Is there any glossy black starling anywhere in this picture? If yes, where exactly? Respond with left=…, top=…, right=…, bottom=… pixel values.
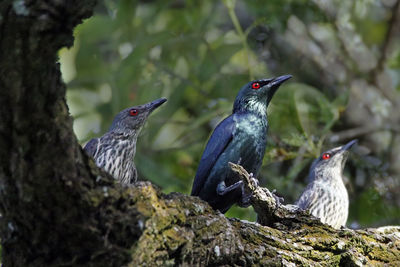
left=191, top=75, right=292, bottom=213
left=84, top=98, right=167, bottom=184
left=296, top=140, right=357, bottom=229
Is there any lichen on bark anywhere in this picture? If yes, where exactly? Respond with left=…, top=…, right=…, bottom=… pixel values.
left=128, top=182, right=400, bottom=266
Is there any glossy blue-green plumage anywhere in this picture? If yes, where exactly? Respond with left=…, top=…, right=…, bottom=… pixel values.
left=191, top=75, right=291, bottom=213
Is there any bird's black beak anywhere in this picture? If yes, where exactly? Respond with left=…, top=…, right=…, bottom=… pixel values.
left=341, top=139, right=358, bottom=151
left=270, top=74, right=292, bottom=88
left=149, top=97, right=167, bottom=112
left=266, top=75, right=292, bottom=104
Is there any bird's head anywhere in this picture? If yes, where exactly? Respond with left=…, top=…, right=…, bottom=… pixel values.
left=233, top=75, right=292, bottom=115
left=109, top=98, right=167, bottom=135
left=309, top=140, right=358, bottom=182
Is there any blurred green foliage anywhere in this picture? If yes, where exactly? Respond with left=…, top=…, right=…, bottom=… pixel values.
left=62, top=0, right=400, bottom=226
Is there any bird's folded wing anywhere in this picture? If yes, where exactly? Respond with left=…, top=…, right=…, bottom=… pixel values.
left=191, top=115, right=235, bottom=196
left=84, top=138, right=99, bottom=158
left=295, top=182, right=324, bottom=211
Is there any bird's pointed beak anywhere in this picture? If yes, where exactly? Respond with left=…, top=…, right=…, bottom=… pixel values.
left=341, top=139, right=358, bottom=151
left=270, top=74, right=292, bottom=88
left=148, top=97, right=167, bottom=112
left=265, top=74, right=292, bottom=104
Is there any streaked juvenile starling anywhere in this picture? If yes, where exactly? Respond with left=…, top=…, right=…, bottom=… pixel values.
left=296, top=140, right=357, bottom=229
left=84, top=98, right=167, bottom=184
left=191, top=75, right=292, bottom=213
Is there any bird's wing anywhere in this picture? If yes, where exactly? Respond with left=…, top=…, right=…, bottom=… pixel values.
left=84, top=138, right=99, bottom=158
left=191, top=115, right=235, bottom=196
left=295, top=182, right=323, bottom=211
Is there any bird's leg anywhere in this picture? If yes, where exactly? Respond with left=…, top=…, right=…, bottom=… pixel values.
left=216, top=173, right=259, bottom=208
left=216, top=180, right=244, bottom=196
left=239, top=191, right=251, bottom=207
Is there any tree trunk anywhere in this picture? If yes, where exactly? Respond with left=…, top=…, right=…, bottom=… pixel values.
left=0, top=1, right=398, bottom=266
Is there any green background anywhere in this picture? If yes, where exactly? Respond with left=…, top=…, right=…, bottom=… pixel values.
left=62, top=0, right=400, bottom=227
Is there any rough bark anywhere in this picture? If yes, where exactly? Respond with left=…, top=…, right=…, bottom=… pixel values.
left=127, top=182, right=400, bottom=266
left=0, top=0, right=399, bottom=266
left=0, top=1, right=143, bottom=266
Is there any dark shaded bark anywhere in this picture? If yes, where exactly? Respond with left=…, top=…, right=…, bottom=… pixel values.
left=0, top=0, right=399, bottom=266
left=0, top=1, right=144, bottom=266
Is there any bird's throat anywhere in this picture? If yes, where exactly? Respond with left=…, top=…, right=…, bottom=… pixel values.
left=233, top=98, right=268, bottom=118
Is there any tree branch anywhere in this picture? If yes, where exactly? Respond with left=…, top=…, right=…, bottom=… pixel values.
left=129, top=181, right=400, bottom=265
left=229, top=163, right=328, bottom=229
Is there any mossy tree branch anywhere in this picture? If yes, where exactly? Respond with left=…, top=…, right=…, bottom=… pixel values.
left=229, top=162, right=324, bottom=229
left=0, top=0, right=399, bottom=266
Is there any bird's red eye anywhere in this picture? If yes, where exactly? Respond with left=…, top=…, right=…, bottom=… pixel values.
left=252, top=82, right=261, bottom=90
left=129, top=109, right=139, bottom=116
left=322, top=153, right=331, bottom=160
